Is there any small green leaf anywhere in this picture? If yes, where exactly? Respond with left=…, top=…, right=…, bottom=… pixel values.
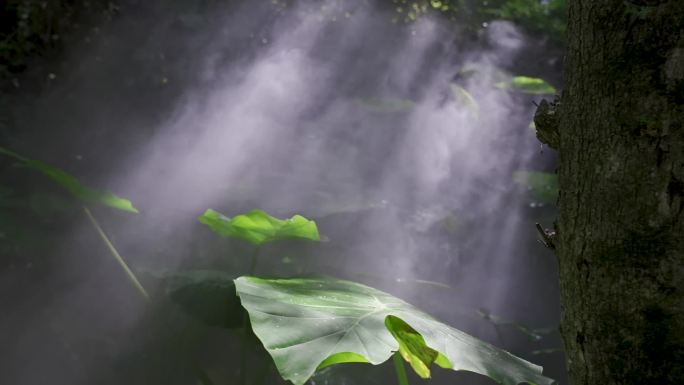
left=199, top=208, right=320, bottom=245
left=495, top=76, right=556, bottom=95
left=0, top=146, right=138, bottom=213
left=385, top=315, right=439, bottom=378
left=235, top=276, right=554, bottom=385
left=512, top=171, right=558, bottom=204
left=477, top=308, right=556, bottom=342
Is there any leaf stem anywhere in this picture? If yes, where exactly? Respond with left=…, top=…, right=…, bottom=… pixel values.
left=83, top=206, right=149, bottom=300
left=393, top=351, right=410, bottom=385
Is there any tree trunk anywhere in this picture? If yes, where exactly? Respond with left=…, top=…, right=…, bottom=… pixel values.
left=535, top=1, right=684, bottom=384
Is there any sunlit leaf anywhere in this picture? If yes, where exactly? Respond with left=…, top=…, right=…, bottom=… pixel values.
left=495, top=76, right=556, bottom=95
left=512, top=171, right=558, bottom=204
left=199, top=208, right=320, bottom=245
left=0, top=146, right=138, bottom=213
left=385, top=315, right=451, bottom=378
left=235, top=276, right=554, bottom=385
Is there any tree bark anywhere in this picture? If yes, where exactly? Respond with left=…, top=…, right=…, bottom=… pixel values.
left=536, top=1, right=684, bottom=384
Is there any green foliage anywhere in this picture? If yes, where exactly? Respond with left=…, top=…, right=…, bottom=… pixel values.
left=495, top=76, right=557, bottom=95
left=198, top=208, right=320, bottom=245
left=482, top=0, right=566, bottom=40
left=386, top=0, right=565, bottom=43
left=0, top=0, right=119, bottom=78
left=0, top=146, right=138, bottom=212
left=385, top=315, right=451, bottom=379
left=235, top=276, right=553, bottom=385
left=1, top=2, right=563, bottom=383
left=512, top=170, right=559, bottom=204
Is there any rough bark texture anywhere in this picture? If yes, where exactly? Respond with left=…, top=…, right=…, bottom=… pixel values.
left=540, top=1, right=684, bottom=384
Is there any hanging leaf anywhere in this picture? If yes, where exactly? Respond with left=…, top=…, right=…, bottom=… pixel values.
left=449, top=84, right=480, bottom=117
left=199, top=208, right=320, bottom=245
left=164, top=270, right=244, bottom=329
left=235, top=276, right=554, bottom=385
left=495, top=76, right=556, bottom=95
left=512, top=171, right=558, bottom=204
left=0, top=146, right=138, bottom=213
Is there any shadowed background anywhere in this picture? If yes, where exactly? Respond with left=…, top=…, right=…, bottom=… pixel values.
left=0, top=1, right=565, bottom=384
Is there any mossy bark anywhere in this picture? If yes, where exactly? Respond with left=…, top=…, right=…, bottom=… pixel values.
left=549, top=1, right=684, bottom=384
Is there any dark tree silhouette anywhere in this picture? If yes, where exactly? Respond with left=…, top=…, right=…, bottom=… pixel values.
left=535, top=1, right=684, bottom=384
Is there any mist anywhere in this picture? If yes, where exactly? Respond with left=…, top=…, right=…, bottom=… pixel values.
left=1, top=1, right=564, bottom=385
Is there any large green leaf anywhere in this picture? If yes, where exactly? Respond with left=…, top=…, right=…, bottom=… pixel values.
left=199, top=209, right=320, bottom=245
left=0, top=146, right=138, bottom=213
left=235, top=276, right=554, bottom=385
left=495, top=76, right=556, bottom=95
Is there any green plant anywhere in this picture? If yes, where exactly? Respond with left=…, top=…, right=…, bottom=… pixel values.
left=198, top=208, right=320, bottom=246
left=1, top=147, right=555, bottom=385
left=0, top=147, right=137, bottom=212
left=188, top=206, right=555, bottom=385
left=0, top=146, right=146, bottom=293
left=232, top=276, right=552, bottom=385
left=0, top=147, right=219, bottom=384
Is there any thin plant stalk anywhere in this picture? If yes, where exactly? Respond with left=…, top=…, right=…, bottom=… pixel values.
left=393, top=352, right=410, bottom=385
left=84, top=206, right=215, bottom=385
left=83, top=206, right=149, bottom=300
left=240, top=246, right=261, bottom=385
